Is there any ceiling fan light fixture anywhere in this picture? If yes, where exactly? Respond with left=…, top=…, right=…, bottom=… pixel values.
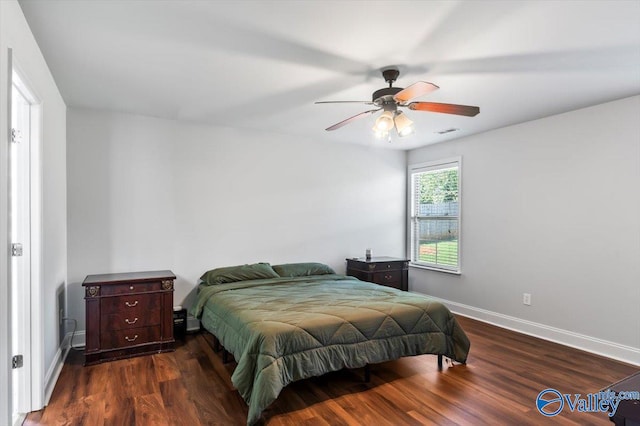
left=372, top=126, right=389, bottom=139
left=374, top=111, right=394, bottom=132
left=394, top=112, right=414, bottom=137
left=398, top=126, right=415, bottom=137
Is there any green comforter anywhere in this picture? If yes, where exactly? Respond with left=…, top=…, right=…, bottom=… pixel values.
left=191, top=274, right=470, bottom=425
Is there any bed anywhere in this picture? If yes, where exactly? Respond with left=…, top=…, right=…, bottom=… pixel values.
left=190, top=262, right=470, bottom=425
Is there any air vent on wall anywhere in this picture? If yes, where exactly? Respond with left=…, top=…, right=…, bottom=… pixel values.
left=436, top=128, right=459, bottom=135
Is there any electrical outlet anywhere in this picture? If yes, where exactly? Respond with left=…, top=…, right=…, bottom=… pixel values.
left=523, top=293, right=531, bottom=306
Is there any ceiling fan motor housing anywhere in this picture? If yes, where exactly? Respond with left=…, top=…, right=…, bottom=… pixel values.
left=373, top=68, right=403, bottom=103
left=372, top=87, right=403, bottom=103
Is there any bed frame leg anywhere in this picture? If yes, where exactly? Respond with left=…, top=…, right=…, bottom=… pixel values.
left=364, top=364, right=371, bottom=383
left=437, top=354, right=443, bottom=371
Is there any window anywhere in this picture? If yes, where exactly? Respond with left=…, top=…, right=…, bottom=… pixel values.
left=409, top=158, right=461, bottom=273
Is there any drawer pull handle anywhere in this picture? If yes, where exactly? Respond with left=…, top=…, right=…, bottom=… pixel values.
left=385, top=275, right=393, bottom=280
left=125, top=317, right=138, bottom=325
left=125, top=301, right=139, bottom=307
left=125, top=335, right=139, bottom=342
left=129, top=286, right=134, bottom=290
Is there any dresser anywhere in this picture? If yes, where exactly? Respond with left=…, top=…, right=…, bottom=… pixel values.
left=82, top=270, right=176, bottom=365
left=346, top=257, right=409, bottom=291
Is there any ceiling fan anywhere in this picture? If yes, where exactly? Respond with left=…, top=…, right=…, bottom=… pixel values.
left=316, top=67, right=480, bottom=138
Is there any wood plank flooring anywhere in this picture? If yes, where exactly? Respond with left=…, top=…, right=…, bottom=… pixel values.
left=24, top=316, right=638, bottom=425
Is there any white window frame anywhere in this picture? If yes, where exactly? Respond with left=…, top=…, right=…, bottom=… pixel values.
left=407, top=157, right=462, bottom=274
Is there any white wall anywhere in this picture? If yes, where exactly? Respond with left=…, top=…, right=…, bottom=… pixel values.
left=66, top=108, right=407, bottom=331
left=0, top=0, right=67, bottom=419
left=408, top=96, right=640, bottom=363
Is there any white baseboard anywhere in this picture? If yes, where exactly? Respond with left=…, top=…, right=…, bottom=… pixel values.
left=12, top=413, right=26, bottom=426
left=43, top=335, right=71, bottom=406
left=43, top=330, right=88, bottom=406
left=428, top=296, right=640, bottom=366
left=70, top=330, right=86, bottom=349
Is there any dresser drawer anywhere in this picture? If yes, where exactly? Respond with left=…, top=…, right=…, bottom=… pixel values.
left=100, top=281, right=163, bottom=296
left=101, top=309, right=161, bottom=332
left=100, top=293, right=160, bottom=314
left=366, top=261, right=405, bottom=271
left=372, top=270, right=402, bottom=287
left=100, top=326, right=161, bottom=350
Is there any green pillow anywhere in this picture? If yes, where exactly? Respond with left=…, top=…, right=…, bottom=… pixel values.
left=272, top=262, right=336, bottom=277
left=200, top=263, right=279, bottom=285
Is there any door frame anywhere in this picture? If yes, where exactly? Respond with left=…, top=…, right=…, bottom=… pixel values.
left=9, top=55, right=44, bottom=421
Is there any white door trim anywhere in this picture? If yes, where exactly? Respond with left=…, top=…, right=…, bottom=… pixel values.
left=10, top=64, right=32, bottom=417
left=11, top=58, right=44, bottom=414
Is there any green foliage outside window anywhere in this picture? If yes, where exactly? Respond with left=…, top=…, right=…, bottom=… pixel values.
left=417, top=168, right=458, bottom=204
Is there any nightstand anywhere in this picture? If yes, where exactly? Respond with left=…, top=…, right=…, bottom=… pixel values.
left=82, top=270, right=176, bottom=365
left=346, top=257, right=409, bottom=291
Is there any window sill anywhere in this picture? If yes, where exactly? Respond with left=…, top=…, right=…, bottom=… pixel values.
left=409, top=263, right=462, bottom=275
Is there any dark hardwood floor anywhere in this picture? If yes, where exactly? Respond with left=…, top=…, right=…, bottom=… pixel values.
left=25, top=316, right=638, bottom=425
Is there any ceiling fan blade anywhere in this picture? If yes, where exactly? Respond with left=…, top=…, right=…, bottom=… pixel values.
left=315, top=101, right=374, bottom=104
left=408, top=102, right=480, bottom=117
left=325, top=109, right=381, bottom=131
left=394, top=82, right=440, bottom=103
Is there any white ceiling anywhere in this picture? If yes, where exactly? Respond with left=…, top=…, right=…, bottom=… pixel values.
left=18, top=0, right=640, bottom=150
